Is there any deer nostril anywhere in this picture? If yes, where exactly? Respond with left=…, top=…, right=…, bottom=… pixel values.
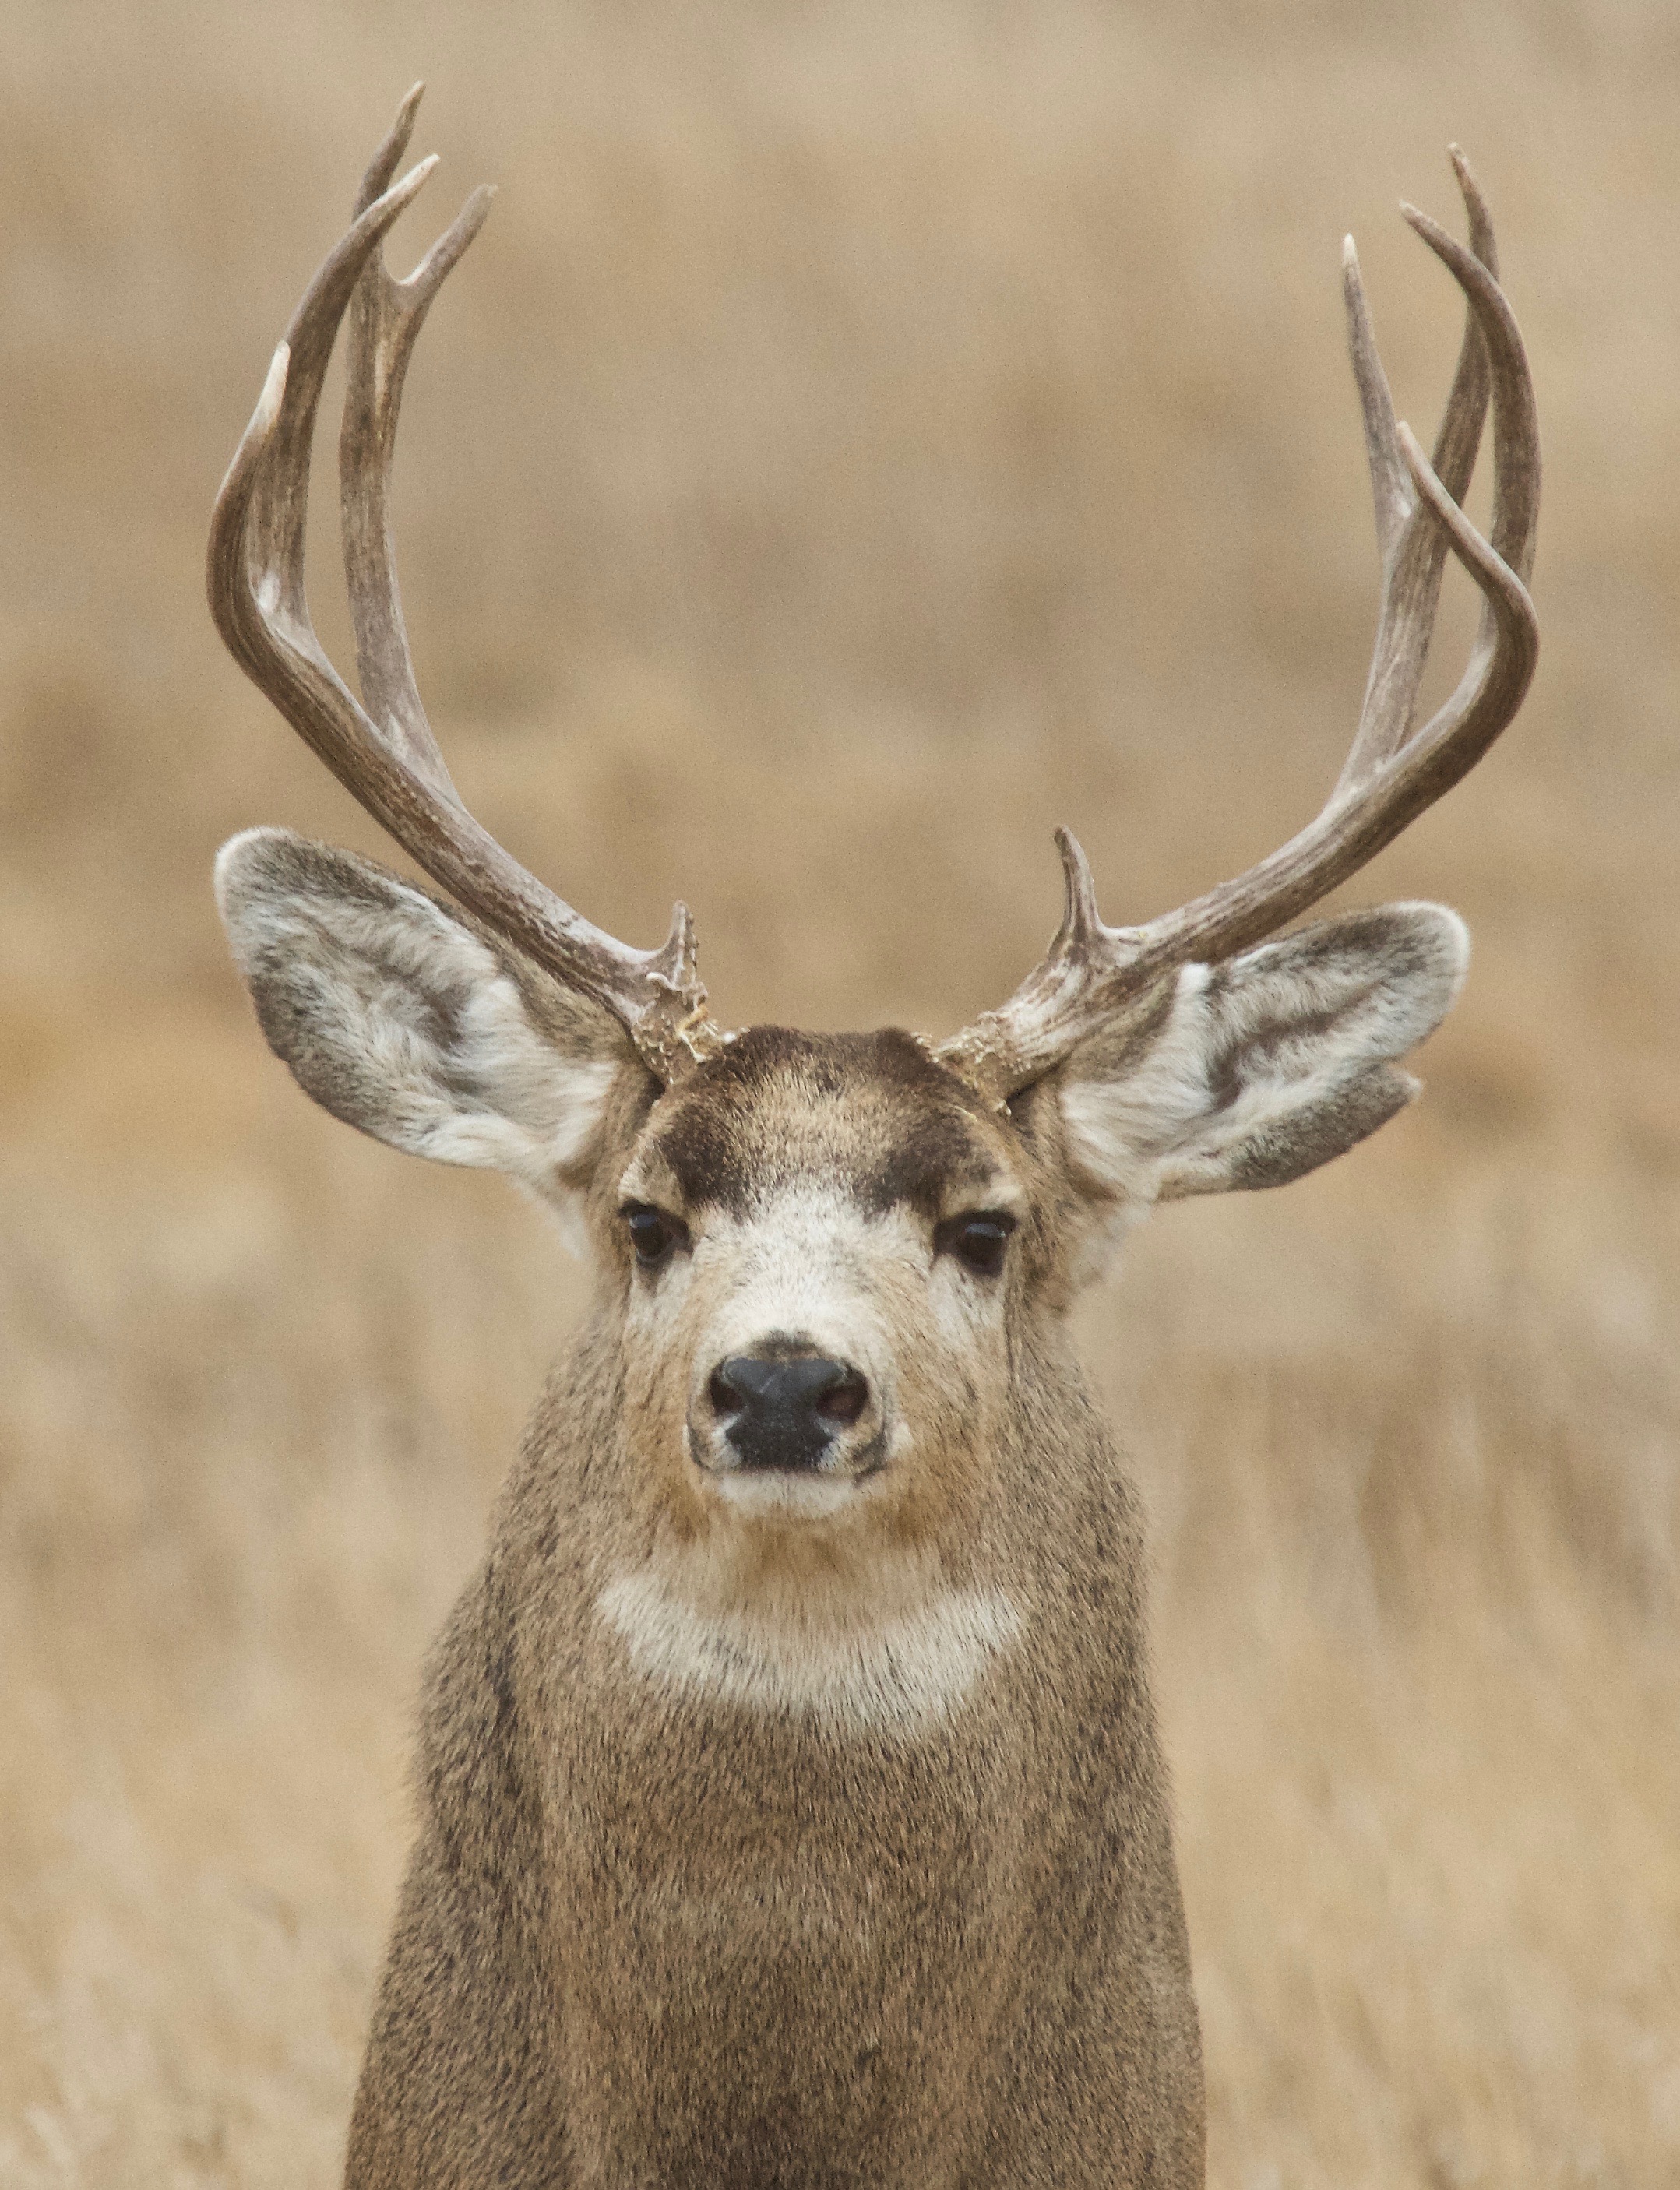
left=815, top=1373, right=868, bottom=1428
left=708, top=1366, right=744, bottom=1419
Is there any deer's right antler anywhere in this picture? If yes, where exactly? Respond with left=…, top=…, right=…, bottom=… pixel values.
left=209, top=85, right=724, bottom=1084
left=936, top=149, right=1540, bottom=1104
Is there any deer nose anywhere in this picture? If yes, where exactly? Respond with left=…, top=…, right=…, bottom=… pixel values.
left=706, top=1354, right=870, bottom=1473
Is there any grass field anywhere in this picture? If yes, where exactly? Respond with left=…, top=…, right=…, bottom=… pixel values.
left=1, top=2, right=1677, bottom=2182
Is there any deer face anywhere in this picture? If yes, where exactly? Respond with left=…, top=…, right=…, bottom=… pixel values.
left=608, top=1026, right=1034, bottom=1543
left=217, top=828, right=1468, bottom=1578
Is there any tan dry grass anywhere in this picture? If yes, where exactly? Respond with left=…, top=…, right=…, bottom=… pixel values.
left=0, top=2, right=1677, bottom=2183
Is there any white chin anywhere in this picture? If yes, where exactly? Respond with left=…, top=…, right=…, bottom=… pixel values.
left=705, top=1470, right=861, bottom=1522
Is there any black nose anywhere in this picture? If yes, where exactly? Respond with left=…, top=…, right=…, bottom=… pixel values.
left=706, top=1354, right=869, bottom=1473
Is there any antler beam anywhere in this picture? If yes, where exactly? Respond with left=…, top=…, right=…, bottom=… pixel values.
left=209, top=86, right=722, bottom=1083
left=937, top=149, right=1540, bottom=1103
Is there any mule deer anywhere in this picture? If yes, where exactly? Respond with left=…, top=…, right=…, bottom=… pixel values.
left=210, top=87, right=1537, bottom=2190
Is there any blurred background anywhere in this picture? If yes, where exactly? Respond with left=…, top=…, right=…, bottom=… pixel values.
left=2, top=2, right=1677, bottom=2182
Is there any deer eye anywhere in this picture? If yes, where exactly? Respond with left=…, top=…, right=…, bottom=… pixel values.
left=934, top=1210, right=1018, bottom=1278
left=622, top=1202, right=688, bottom=1269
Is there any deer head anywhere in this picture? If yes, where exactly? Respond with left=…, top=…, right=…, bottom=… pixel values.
left=212, top=90, right=1537, bottom=1591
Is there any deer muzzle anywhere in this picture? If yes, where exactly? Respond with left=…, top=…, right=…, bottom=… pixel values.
left=694, top=1347, right=879, bottom=1481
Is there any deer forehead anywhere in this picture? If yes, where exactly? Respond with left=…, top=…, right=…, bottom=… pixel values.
left=617, top=1025, right=1027, bottom=1225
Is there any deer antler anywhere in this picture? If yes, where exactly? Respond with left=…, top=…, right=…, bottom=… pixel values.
left=209, top=86, right=723, bottom=1084
left=937, top=149, right=1540, bottom=1103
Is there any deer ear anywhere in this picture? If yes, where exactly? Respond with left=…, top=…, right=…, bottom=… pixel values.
left=1058, top=903, right=1467, bottom=1206
left=215, top=828, right=638, bottom=1216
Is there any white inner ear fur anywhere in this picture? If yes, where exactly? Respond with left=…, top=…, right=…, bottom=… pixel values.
left=216, top=828, right=623, bottom=1244
left=1058, top=903, right=1469, bottom=1263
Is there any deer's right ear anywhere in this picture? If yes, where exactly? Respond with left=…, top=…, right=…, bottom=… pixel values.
left=215, top=829, right=637, bottom=1217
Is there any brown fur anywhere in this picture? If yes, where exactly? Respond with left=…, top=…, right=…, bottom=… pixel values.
left=218, top=836, right=1466, bottom=2184
left=343, top=1032, right=1204, bottom=2188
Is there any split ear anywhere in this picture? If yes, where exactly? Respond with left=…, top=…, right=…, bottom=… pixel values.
left=1057, top=903, right=1468, bottom=1211
left=214, top=828, right=642, bottom=1226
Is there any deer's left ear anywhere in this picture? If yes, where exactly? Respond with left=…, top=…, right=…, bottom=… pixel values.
left=1058, top=903, right=1467, bottom=1205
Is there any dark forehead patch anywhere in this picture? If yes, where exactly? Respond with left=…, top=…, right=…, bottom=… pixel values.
left=646, top=1026, right=1006, bottom=1219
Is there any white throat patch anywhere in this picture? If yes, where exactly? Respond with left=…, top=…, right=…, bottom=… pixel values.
left=594, top=1569, right=1025, bottom=1736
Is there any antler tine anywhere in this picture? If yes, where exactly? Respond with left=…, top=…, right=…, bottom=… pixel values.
left=210, top=158, right=436, bottom=707
left=1334, top=147, right=1495, bottom=796
left=209, top=93, right=722, bottom=1083
left=340, top=83, right=493, bottom=802
left=936, top=153, right=1539, bottom=1104
left=1432, top=148, right=1498, bottom=488
left=1341, top=237, right=1411, bottom=562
